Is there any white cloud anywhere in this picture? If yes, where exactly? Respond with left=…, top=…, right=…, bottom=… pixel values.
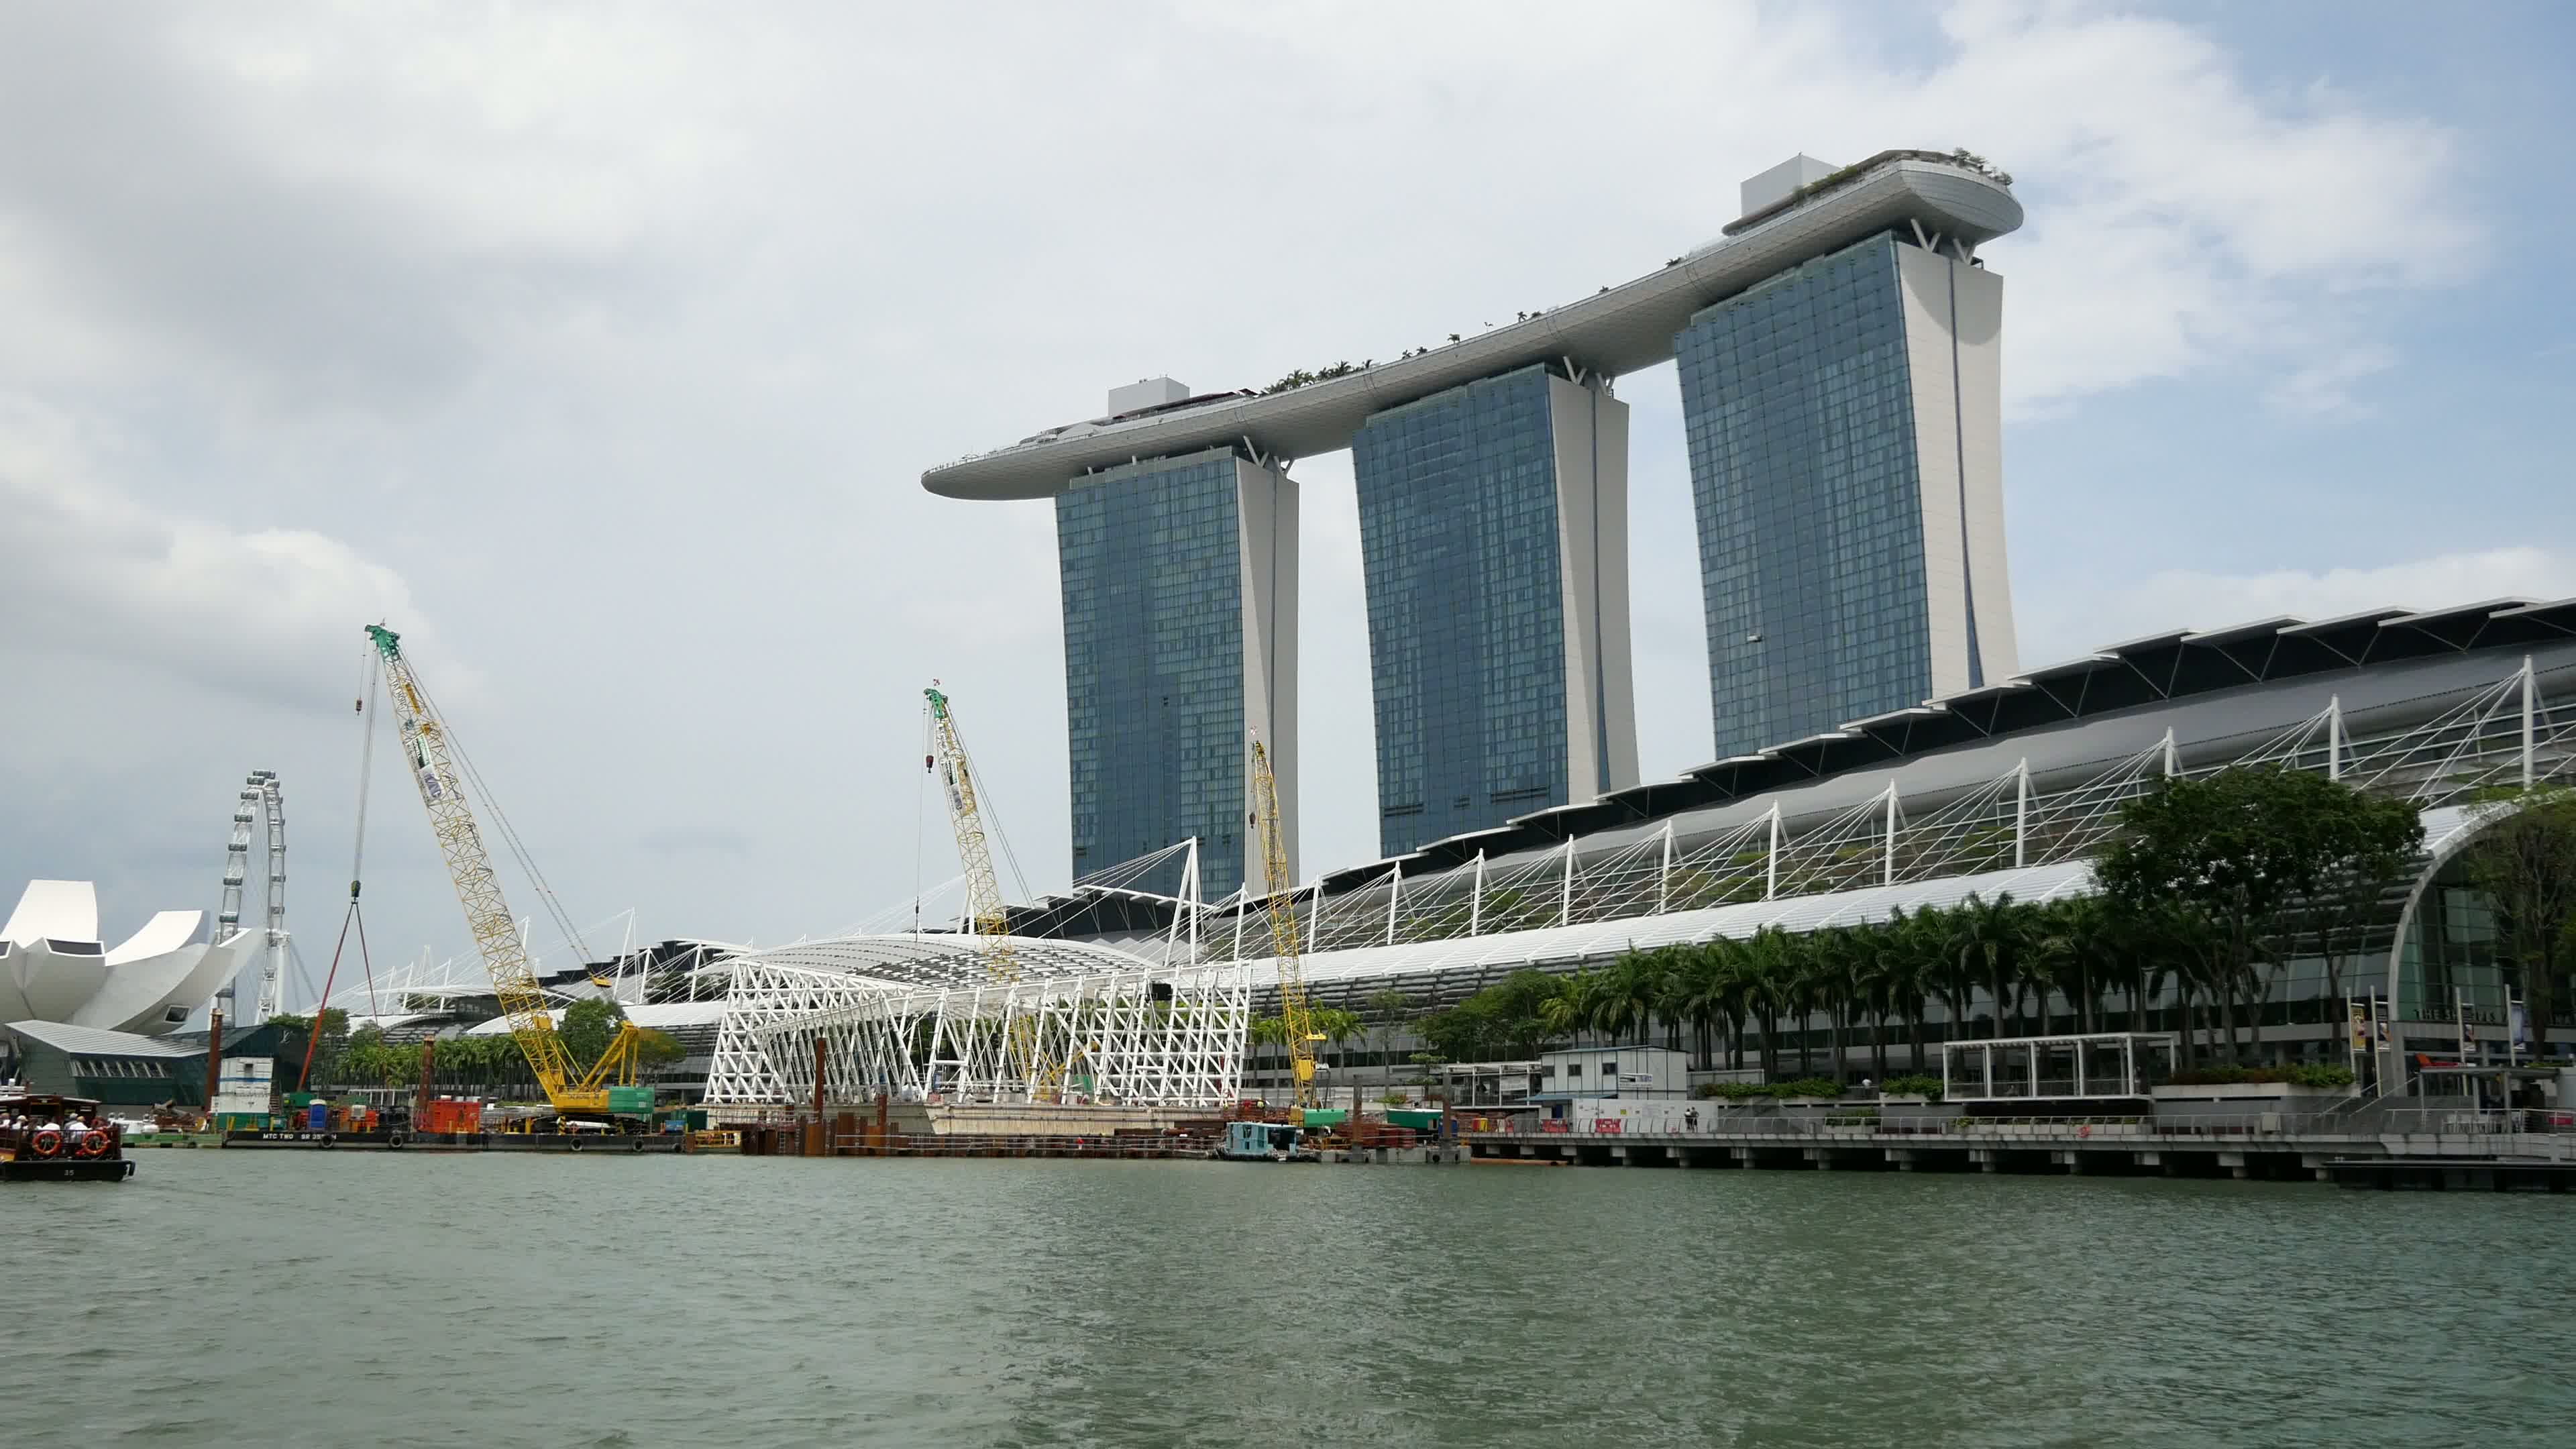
left=0, top=400, right=429, bottom=708
left=2025, top=547, right=2576, bottom=669
left=2267, top=343, right=2400, bottom=419
left=0, top=3, right=2536, bottom=961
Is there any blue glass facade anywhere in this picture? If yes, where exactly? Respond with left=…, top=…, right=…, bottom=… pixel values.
left=1056, top=449, right=1248, bottom=898
left=1676, top=233, right=1935, bottom=759
left=1352, top=365, right=1573, bottom=859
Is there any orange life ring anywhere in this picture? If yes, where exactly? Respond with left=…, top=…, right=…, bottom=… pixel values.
left=29, top=1128, right=62, bottom=1158
left=74, top=1130, right=110, bottom=1158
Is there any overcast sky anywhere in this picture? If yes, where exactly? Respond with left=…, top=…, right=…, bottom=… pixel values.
left=3, top=2, right=2570, bottom=1003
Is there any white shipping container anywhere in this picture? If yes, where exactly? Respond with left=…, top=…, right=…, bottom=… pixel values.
left=213, top=1056, right=276, bottom=1116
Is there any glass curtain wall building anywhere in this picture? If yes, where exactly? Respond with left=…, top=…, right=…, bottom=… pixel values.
left=1676, top=231, right=2017, bottom=759
left=1056, top=446, right=1296, bottom=898
left=1351, top=364, right=1638, bottom=859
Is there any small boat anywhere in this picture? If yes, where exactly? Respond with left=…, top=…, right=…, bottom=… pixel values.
left=1211, top=1120, right=1318, bottom=1163
left=1, top=1093, right=137, bottom=1182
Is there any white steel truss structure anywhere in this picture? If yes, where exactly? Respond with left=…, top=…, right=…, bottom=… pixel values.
left=702, top=886, right=1246, bottom=1106
left=735, top=960, right=1248, bottom=1108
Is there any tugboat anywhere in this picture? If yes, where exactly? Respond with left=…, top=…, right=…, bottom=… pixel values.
left=1212, top=1120, right=1319, bottom=1163
left=1, top=1093, right=136, bottom=1182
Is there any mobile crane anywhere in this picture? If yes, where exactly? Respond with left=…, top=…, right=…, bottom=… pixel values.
left=924, top=684, right=1022, bottom=976
left=924, top=684, right=1055, bottom=1094
left=1248, top=734, right=1322, bottom=1119
left=366, top=625, right=649, bottom=1118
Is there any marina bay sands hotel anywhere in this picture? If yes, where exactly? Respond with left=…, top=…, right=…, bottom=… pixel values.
left=924, top=150, right=2023, bottom=898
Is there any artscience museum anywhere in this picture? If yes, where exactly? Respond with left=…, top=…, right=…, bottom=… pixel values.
left=3, top=879, right=255, bottom=1036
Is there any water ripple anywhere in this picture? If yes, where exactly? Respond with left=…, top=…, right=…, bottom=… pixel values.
left=3, top=1154, right=2568, bottom=1447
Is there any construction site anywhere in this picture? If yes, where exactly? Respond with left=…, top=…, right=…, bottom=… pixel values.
left=15, top=602, right=2576, bottom=1185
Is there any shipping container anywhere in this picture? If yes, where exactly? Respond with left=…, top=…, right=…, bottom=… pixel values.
left=422, top=1099, right=483, bottom=1134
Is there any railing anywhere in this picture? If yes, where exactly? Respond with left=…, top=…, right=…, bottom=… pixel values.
left=2380, top=1106, right=2576, bottom=1138
left=1468, top=1112, right=2385, bottom=1142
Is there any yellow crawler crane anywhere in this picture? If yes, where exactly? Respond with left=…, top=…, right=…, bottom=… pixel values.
left=924, top=684, right=1022, bottom=971
left=367, top=625, right=647, bottom=1116
left=923, top=684, right=1053, bottom=1094
left=1248, top=735, right=1322, bottom=1118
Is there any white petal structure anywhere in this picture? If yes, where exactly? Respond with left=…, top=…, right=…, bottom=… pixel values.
left=2, top=881, right=257, bottom=1035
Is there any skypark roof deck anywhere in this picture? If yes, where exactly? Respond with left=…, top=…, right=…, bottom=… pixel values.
left=922, top=150, right=2021, bottom=500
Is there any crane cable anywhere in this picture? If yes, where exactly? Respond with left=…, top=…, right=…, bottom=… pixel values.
left=299, top=650, right=384, bottom=1091
left=405, top=670, right=597, bottom=971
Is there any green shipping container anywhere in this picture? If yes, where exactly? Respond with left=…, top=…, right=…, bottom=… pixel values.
left=606, top=1086, right=655, bottom=1115
left=1297, top=1109, right=1349, bottom=1128
left=284, top=1092, right=317, bottom=1108
left=1385, top=1108, right=1443, bottom=1131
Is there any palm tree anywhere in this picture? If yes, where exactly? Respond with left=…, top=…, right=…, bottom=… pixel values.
left=1309, top=1008, right=1367, bottom=1110
left=1745, top=926, right=1804, bottom=1077
left=1536, top=973, right=1588, bottom=1046
left=1883, top=907, right=1946, bottom=1073
left=1949, top=893, right=2027, bottom=1039
left=1849, top=918, right=1902, bottom=1079
left=2031, top=897, right=2114, bottom=1035
left=1590, top=960, right=1635, bottom=1044
left=1365, top=989, right=1414, bottom=1098
left=1804, top=928, right=1860, bottom=1082
left=1669, top=944, right=1731, bottom=1069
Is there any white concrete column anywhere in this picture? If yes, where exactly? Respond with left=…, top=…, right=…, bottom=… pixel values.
left=1883, top=782, right=1898, bottom=887
left=2014, top=759, right=2031, bottom=868
left=1385, top=862, right=1402, bottom=947
left=1470, top=851, right=1486, bottom=938
left=2524, top=655, right=2537, bottom=790
left=1765, top=805, right=1781, bottom=901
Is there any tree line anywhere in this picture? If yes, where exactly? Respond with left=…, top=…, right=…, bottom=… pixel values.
left=274, top=999, right=685, bottom=1095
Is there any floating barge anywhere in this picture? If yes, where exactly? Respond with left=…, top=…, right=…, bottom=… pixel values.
left=221, top=1129, right=685, bottom=1154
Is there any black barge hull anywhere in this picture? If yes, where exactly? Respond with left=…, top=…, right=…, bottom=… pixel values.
left=2, top=1157, right=136, bottom=1183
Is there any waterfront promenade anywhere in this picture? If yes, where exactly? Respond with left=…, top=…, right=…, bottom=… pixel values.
left=1464, top=1105, right=2576, bottom=1186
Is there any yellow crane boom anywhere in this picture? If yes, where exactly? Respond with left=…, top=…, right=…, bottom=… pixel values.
left=1248, top=735, right=1320, bottom=1115
left=924, top=684, right=1059, bottom=1097
left=367, top=625, right=643, bottom=1116
left=924, top=684, right=1018, bottom=975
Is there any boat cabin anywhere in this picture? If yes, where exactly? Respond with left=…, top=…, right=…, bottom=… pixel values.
left=1, top=1092, right=132, bottom=1181
left=1215, top=1120, right=1314, bottom=1161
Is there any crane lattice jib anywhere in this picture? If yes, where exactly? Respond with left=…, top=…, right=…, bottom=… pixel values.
left=925, top=686, right=1020, bottom=983
left=368, top=625, right=593, bottom=1108
left=1250, top=737, right=1319, bottom=1112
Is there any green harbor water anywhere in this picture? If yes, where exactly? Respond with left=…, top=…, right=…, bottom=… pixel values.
left=4, top=1152, right=2569, bottom=1447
